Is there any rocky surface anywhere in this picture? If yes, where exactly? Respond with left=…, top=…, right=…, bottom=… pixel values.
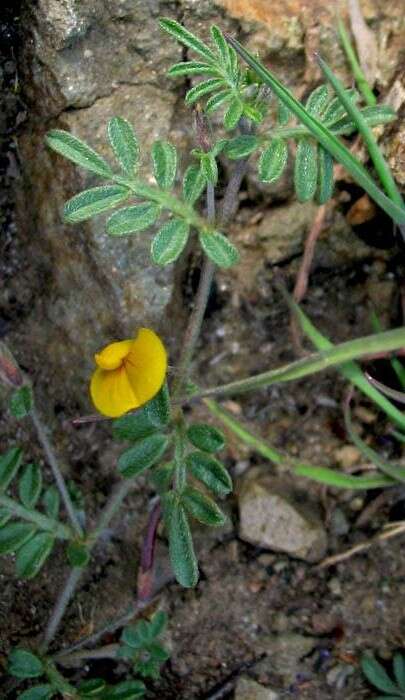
left=235, top=677, right=279, bottom=700
left=1, top=0, right=400, bottom=407
left=238, top=471, right=328, bottom=562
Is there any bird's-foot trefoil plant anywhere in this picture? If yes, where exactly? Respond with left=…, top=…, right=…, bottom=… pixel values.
left=2, top=17, right=405, bottom=699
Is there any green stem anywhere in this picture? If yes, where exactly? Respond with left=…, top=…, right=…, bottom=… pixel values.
left=190, top=326, right=405, bottom=399
left=0, top=493, right=72, bottom=539
left=44, top=659, right=78, bottom=696
left=41, top=476, right=139, bottom=652
left=30, top=406, right=83, bottom=537
left=338, top=18, right=376, bottom=106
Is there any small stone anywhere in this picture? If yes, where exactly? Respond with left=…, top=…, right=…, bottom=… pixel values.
left=329, top=508, right=350, bottom=536
left=326, top=664, right=355, bottom=689
left=258, top=633, right=317, bottom=684
left=238, top=474, right=327, bottom=562
left=334, top=446, right=361, bottom=469
left=328, top=577, right=342, bottom=596
left=235, top=677, right=279, bottom=700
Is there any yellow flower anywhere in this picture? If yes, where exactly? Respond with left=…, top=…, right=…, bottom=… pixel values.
left=90, top=328, right=167, bottom=418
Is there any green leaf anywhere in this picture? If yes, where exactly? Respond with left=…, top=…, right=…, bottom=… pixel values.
left=186, top=451, right=232, bottom=496
left=42, top=486, right=60, bottom=520
left=181, top=486, right=226, bottom=527
left=0, top=447, right=23, bottom=491
left=150, top=461, right=175, bottom=493
left=393, top=653, right=405, bottom=691
left=258, top=139, right=288, bottom=183
left=330, top=105, right=396, bottom=136
left=103, top=679, right=145, bottom=699
left=322, top=89, right=359, bottom=124
left=205, top=90, right=232, bottom=115
left=107, top=203, right=160, bottom=236
left=294, top=138, right=318, bottom=201
left=107, top=117, right=140, bottom=176
left=185, top=79, right=225, bottom=105
left=361, top=654, right=400, bottom=695
left=277, top=100, right=290, bottom=125
left=224, top=38, right=405, bottom=225
left=67, top=541, right=90, bottom=567
left=305, top=85, right=330, bottom=116
left=224, top=98, right=243, bottom=130
left=0, top=507, right=11, bottom=527
left=187, top=424, right=225, bottom=453
left=224, top=135, right=260, bottom=159
left=64, top=185, right=130, bottom=223
left=148, top=611, right=168, bottom=638
left=18, top=685, right=53, bottom=700
left=199, top=231, right=240, bottom=268
left=113, top=384, right=170, bottom=441
left=316, top=145, right=334, bottom=204
left=159, top=18, right=217, bottom=63
left=182, top=165, right=206, bottom=204
left=168, top=61, right=216, bottom=77
left=210, top=25, right=231, bottom=68
left=8, top=648, right=43, bottom=679
left=16, top=532, right=54, bottom=578
left=152, top=141, right=177, bottom=190
left=243, top=103, right=265, bottom=124
left=46, top=130, right=113, bottom=178
left=118, top=434, right=169, bottom=479
left=77, top=678, right=106, bottom=696
left=10, top=386, right=33, bottom=419
left=317, top=56, right=404, bottom=212
left=0, top=522, right=36, bottom=554
left=18, top=463, right=42, bottom=509
left=200, top=153, right=218, bottom=185
left=151, top=219, right=189, bottom=265
left=165, top=494, right=198, bottom=588
left=294, top=464, right=395, bottom=490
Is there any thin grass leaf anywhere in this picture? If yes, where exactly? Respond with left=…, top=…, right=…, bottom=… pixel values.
left=204, top=399, right=282, bottom=463
left=370, top=311, right=405, bottom=390
left=223, top=36, right=405, bottom=225
left=344, top=400, right=405, bottom=484
left=46, top=130, right=113, bottom=178
left=285, top=294, right=405, bottom=431
left=185, top=79, right=225, bottom=106
left=294, top=464, right=395, bottom=489
left=168, top=61, right=217, bottom=77
left=159, top=18, right=217, bottom=63
left=259, top=139, right=288, bottom=183
left=365, top=373, right=405, bottom=404
left=317, top=55, right=404, bottom=212
left=63, top=185, right=130, bottom=223
left=294, top=138, right=318, bottom=201
left=338, top=18, right=377, bottom=107
left=317, top=145, right=334, bottom=203
left=107, top=117, right=140, bottom=176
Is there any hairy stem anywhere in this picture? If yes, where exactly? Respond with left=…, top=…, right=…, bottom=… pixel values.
left=0, top=493, right=72, bottom=539
left=41, top=477, right=138, bottom=652
left=30, top=406, right=83, bottom=537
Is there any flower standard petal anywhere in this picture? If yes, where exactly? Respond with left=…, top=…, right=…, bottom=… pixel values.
left=90, top=366, right=140, bottom=418
left=124, top=328, right=167, bottom=405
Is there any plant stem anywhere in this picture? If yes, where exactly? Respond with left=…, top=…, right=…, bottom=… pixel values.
left=57, top=644, right=119, bottom=666
left=137, top=500, right=162, bottom=603
left=41, top=476, right=139, bottom=652
left=0, top=493, right=72, bottom=539
left=188, top=326, right=405, bottom=400
left=30, top=406, right=83, bottom=537
left=337, top=18, right=376, bottom=106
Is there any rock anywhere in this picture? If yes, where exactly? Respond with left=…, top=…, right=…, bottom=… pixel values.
left=238, top=474, right=327, bottom=562
left=334, top=445, right=361, bottom=470
left=257, top=632, right=317, bottom=684
left=235, top=677, right=279, bottom=700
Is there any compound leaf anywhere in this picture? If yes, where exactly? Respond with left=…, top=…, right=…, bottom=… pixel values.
left=46, top=130, right=113, bottom=178
left=258, top=139, right=288, bottom=183
left=151, top=219, right=189, bottom=266
left=18, top=463, right=42, bottom=509
left=107, top=203, right=160, bottom=236
left=118, top=434, right=169, bottom=479
left=0, top=447, right=23, bottom=492
left=107, top=117, right=140, bottom=176
left=199, top=231, right=239, bottom=268
left=181, top=486, right=226, bottom=526
left=294, top=138, right=318, bottom=201
left=165, top=493, right=198, bottom=588
left=16, top=532, right=55, bottom=579
left=152, top=141, right=177, bottom=190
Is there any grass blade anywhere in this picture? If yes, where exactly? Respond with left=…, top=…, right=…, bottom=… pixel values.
left=223, top=35, right=405, bottom=226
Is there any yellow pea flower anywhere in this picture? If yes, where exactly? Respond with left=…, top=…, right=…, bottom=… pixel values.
left=90, top=328, right=167, bottom=418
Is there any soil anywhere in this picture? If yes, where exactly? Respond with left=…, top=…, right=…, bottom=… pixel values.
left=1, top=4, right=405, bottom=700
